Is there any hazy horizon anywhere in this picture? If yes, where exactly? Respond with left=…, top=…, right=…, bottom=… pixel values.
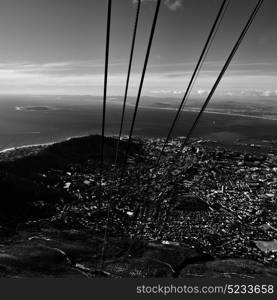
left=0, top=0, right=276, bottom=103
left=0, top=0, right=276, bottom=149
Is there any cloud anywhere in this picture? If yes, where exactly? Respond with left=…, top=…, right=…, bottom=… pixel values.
left=262, top=90, right=277, bottom=97
left=0, top=60, right=276, bottom=97
left=132, top=0, right=182, bottom=11
left=233, top=89, right=277, bottom=98
left=150, top=89, right=183, bottom=94
left=164, top=0, right=182, bottom=11
left=150, top=89, right=173, bottom=94
left=0, top=60, right=128, bottom=77
left=197, top=89, right=209, bottom=96
left=149, top=88, right=277, bottom=98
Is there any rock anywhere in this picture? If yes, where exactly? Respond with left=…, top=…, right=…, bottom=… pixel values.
left=19, top=229, right=101, bottom=264
left=0, top=254, right=20, bottom=268
left=142, top=242, right=211, bottom=273
left=75, top=239, right=212, bottom=277
left=103, top=240, right=212, bottom=276
left=1, top=244, right=69, bottom=271
left=18, top=268, right=88, bottom=278
left=0, top=232, right=213, bottom=278
left=180, top=259, right=277, bottom=278
left=0, top=234, right=92, bottom=278
left=28, top=238, right=97, bottom=263
left=104, top=258, right=173, bottom=278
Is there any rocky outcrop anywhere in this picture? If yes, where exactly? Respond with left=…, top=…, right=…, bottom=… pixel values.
left=1, top=226, right=277, bottom=278
left=180, top=259, right=277, bottom=278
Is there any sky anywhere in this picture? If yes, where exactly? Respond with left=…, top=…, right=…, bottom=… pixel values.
left=0, top=0, right=276, bottom=100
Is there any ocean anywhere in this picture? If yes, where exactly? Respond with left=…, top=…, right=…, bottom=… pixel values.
left=1, top=95, right=277, bottom=151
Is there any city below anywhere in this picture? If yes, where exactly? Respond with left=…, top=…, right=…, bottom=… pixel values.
left=0, top=134, right=276, bottom=278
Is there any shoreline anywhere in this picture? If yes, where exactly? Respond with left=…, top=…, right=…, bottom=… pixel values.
left=110, top=101, right=277, bottom=122
left=0, top=142, right=55, bottom=154
left=139, top=105, right=277, bottom=122
left=0, top=133, right=120, bottom=154
left=0, top=134, right=90, bottom=154
left=0, top=108, right=277, bottom=154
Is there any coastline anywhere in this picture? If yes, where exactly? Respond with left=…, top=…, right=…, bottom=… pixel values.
left=109, top=100, right=277, bottom=121
left=0, top=108, right=277, bottom=154
left=0, top=134, right=89, bottom=154
left=0, top=142, right=54, bottom=154
left=139, top=104, right=277, bottom=122
left=0, top=133, right=119, bottom=154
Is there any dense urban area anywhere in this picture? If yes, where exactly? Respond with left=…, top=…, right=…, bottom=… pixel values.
left=0, top=135, right=277, bottom=278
